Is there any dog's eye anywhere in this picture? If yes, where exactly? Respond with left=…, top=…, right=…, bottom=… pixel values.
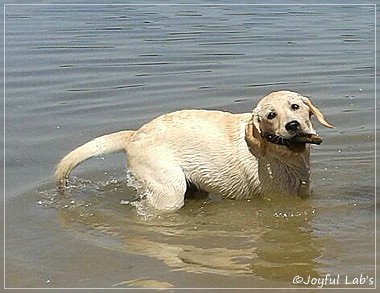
left=291, top=104, right=300, bottom=111
left=267, top=111, right=277, bottom=120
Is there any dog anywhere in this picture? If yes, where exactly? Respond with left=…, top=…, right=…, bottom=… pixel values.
left=55, top=90, right=333, bottom=211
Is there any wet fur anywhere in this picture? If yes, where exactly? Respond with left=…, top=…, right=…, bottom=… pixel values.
left=55, top=91, right=333, bottom=211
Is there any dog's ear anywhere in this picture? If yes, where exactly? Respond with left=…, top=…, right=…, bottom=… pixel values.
left=252, top=108, right=262, bottom=135
left=302, top=97, right=334, bottom=128
left=249, top=109, right=268, bottom=156
left=245, top=118, right=268, bottom=157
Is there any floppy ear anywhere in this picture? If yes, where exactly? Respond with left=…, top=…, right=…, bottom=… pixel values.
left=247, top=108, right=268, bottom=156
left=302, top=97, right=334, bottom=128
left=252, top=108, right=262, bottom=135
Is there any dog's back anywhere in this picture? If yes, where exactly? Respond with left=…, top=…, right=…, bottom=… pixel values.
left=125, top=110, right=258, bottom=199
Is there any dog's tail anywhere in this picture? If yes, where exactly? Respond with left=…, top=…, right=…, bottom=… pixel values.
left=55, top=130, right=135, bottom=189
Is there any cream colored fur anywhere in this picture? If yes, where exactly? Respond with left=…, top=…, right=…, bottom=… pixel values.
left=55, top=91, right=333, bottom=211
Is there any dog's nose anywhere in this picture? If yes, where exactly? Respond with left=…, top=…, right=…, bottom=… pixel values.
left=285, top=120, right=301, bottom=132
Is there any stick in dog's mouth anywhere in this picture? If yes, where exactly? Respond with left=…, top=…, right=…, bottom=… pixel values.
left=263, top=132, right=323, bottom=146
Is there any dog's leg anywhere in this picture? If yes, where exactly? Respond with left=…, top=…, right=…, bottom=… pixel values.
left=128, top=158, right=187, bottom=211
left=144, top=168, right=187, bottom=211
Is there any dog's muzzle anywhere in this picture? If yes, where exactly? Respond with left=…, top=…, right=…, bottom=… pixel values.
left=263, top=132, right=323, bottom=146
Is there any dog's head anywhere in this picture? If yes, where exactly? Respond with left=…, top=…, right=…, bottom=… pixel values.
left=251, top=91, right=333, bottom=151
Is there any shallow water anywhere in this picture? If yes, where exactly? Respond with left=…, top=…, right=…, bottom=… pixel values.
left=4, top=3, right=376, bottom=289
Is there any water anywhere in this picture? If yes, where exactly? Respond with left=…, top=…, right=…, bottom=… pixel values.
left=4, top=3, right=376, bottom=289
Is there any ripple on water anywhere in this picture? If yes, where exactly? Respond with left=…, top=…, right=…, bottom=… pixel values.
left=38, top=174, right=324, bottom=280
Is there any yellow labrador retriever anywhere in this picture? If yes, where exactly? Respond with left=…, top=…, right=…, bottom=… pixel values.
left=55, top=90, right=333, bottom=211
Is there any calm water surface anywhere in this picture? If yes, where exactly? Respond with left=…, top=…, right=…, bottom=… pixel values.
left=4, top=3, right=376, bottom=289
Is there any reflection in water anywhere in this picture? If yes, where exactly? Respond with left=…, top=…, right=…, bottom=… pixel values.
left=112, top=278, right=174, bottom=288
left=39, top=177, right=322, bottom=281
